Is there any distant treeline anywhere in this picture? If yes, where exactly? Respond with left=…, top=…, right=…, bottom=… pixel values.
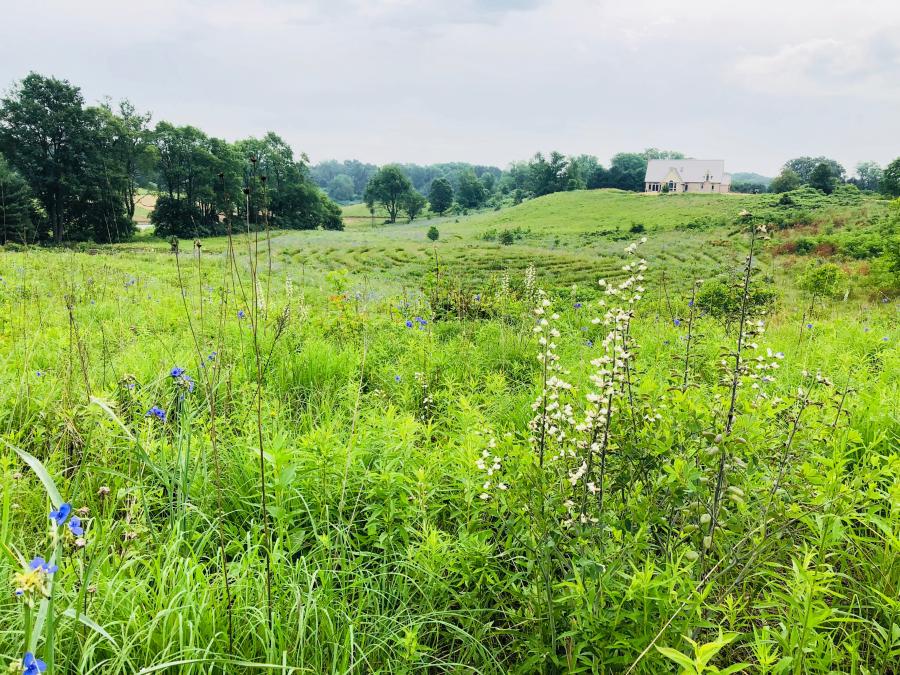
left=315, top=153, right=900, bottom=209
left=312, top=149, right=687, bottom=207
left=0, top=73, right=341, bottom=245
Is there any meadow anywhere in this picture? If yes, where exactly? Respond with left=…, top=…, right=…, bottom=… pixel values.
left=0, top=189, right=897, bottom=674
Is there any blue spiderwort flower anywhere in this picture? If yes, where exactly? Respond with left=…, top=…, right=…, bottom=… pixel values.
left=36, top=371, right=43, bottom=377
left=22, top=652, right=47, bottom=675
left=207, top=352, right=217, bottom=361
left=688, top=299, right=694, bottom=307
left=170, top=366, right=185, bottom=378
left=574, top=302, right=582, bottom=309
left=68, top=516, right=84, bottom=537
left=49, top=503, right=71, bottom=527
left=238, top=310, right=246, bottom=319
left=29, top=557, right=58, bottom=574
left=405, top=320, right=413, bottom=328
left=807, top=323, right=813, bottom=329
left=146, top=406, right=166, bottom=422
left=674, top=319, right=681, bottom=327
left=395, top=375, right=401, bottom=382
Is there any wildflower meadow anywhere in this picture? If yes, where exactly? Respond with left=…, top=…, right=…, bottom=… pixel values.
left=0, top=190, right=898, bottom=674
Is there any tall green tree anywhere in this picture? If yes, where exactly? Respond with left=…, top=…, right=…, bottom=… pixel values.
left=0, top=155, right=35, bottom=244
left=0, top=73, right=132, bottom=243
left=853, top=161, right=883, bottom=192
left=881, top=158, right=900, bottom=198
left=364, top=165, right=412, bottom=223
left=770, top=168, right=802, bottom=193
left=428, top=177, right=453, bottom=215
left=402, top=190, right=427, bottom=222
left=809, top=162, right=837, bottom=194
left=783, top=156, right=846, bottom=183
left=456, top=169, right=486, bottom=208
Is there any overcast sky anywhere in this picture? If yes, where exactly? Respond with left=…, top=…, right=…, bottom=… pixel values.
left=1, top=0, right=898, bottom=175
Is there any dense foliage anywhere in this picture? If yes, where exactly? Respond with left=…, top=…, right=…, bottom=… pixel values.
left=0, top=73, right=341, bottom=243
left=0, top=188, right=896, bottom=673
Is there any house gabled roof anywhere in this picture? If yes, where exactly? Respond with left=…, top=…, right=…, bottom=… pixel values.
left=645, top=159, right=726, bottom=183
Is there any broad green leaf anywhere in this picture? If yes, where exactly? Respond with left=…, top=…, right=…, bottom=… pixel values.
left=656, top=646, right=696, bottom=672
left=5, top=440, right=63, bottom=507
left=62, top=607, right=118, bottom=647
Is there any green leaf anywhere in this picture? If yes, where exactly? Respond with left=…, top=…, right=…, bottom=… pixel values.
left=656, top=646, right=697, bottom=672
left=716, top=663, right=750, bottom=675
left=61, top=607, right=118, bottom=647
left=4, top=440, right=63, bottom=507
left=91, top=396, right=135, bottom=441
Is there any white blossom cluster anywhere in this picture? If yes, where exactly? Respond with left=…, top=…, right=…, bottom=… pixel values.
left=528, top=292, right=575, bottom=460
left=476, top=436, right=508, bottom=500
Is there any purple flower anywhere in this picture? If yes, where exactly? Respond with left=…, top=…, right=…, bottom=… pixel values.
left=674, top=319, right=681, bottom=327
left=405, top=320, right=413, bottom=328
left=22, top=652, right=47, bottom=675
left=29, top=557, right=58, bottom=574
left=170, top=366, right=185, bottom=378
left=146, top=406, right=166, bottom=422
left=807, top=323, right=813, bottom=329
left=49, top=503, right=72, bottom=527
left=574, top=302, right=582, bottom=309
left=68, top=516, right=84, bottom=537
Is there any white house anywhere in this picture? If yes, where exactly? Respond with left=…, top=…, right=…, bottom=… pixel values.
left=644, top=159, right=731, bottom=194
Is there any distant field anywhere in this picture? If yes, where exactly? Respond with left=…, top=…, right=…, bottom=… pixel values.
left=120, top=189, right=888, bottom=296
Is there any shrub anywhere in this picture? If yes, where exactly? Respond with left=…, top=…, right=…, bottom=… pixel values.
left=427, top=226, right=439, bottom=242
left=798, top=261, right=846, bottom=298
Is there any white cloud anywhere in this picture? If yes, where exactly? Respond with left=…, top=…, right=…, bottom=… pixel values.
left=1, top=0, right=899, bottom=174
left=734, top=34, right=900, bottom=100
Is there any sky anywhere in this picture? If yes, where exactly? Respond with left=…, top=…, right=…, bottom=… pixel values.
left=1, top=0, right=899, bottom=176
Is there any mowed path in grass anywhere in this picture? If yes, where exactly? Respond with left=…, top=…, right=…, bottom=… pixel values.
left=271, top=190, right=754, bottom=290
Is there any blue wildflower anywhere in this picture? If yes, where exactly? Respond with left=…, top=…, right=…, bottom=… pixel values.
left=405, top=320, right=413, bottom=328
left=884, top=336, right=889, bottom=342
left=395, top=375, right=401, bottom=382
left=688, top=299, right=694, bottom=307
left=574, top=302, right=582, bottom=309
left=474, top=294, right=481, bottom=302
left=585, top=340, right=593, bottom=347
left=29, top=557, right=57, bottom=574
left=238, top=310, right=246, bottom=319
left=183, top=375, right=195, bottom=392
left=207, top=352, right=217, bottom=361
left=22, top=652, right=47, bottom=675
left=674, top=319, right=681, bottom=327
left=49, top=503, right=71, bottom=527
left=807, top=323, right=813, bottom=329
left=68, top=516, right=84, bottom=537
left=36, top=371, right=43, bottom=377
left=146, top=406, right=166, bottom=422
left=170, top=366, right=185, bottom=378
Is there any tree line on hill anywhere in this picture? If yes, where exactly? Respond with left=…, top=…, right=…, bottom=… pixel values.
left=350, top=149, right=900, bottom=224
left=0, top=72, right=341, bottom=245
left=767, top=157, right=900, bottom=197
left=325, top=149, right=689, bottom=223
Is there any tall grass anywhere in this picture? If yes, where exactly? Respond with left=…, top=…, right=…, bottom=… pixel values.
left=0, top=203, right=897, bottom=673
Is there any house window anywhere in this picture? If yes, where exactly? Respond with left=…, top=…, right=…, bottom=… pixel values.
left=668, top=181, right=675, bottom=190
